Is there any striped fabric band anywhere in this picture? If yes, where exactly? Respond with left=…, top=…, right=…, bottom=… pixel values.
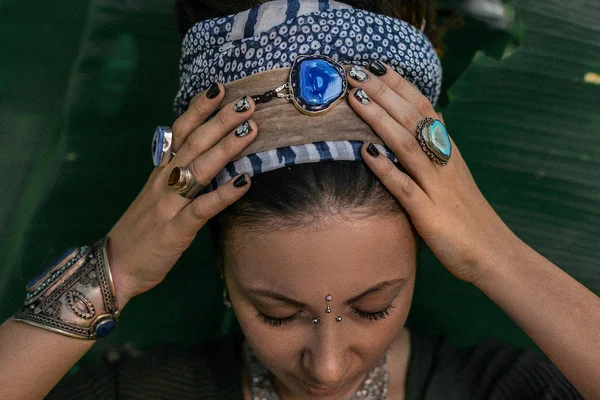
left=208, top=141, right=399, bottom=192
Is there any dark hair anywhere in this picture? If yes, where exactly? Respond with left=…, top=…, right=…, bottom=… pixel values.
left=173, top=0, right=431, bottom=268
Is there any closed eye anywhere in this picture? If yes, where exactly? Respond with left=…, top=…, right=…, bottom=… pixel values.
left=257, top=311, right=301, bottom=327
left=351, top=305, right=395, bottom=321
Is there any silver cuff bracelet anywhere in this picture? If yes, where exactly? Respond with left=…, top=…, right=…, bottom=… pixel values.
left=13, top=237, right=120, bottom=339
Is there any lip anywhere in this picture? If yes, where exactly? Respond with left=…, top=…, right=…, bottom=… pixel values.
left=304, top=383, right=341, bottom=397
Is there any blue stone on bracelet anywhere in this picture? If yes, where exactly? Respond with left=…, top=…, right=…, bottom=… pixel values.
left=26, top=247, right=77, bottom=291
left=95, top=319, right=117, bottom=337
left=290, top=55, right=347, bottom=114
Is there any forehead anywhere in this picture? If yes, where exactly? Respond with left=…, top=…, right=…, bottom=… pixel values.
left=226, top=214, right=416, bottom=295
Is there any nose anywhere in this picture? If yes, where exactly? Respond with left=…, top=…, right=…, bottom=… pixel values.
left=303, top=324, right=346, bottom=386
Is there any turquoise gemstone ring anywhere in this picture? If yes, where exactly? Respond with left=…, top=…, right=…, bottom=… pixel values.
left=417, top=117, right=452, bottom=165
left=251, top=54, right=348, bottom=116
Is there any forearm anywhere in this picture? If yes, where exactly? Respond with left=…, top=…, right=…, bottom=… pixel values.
left=0, top=319, right=96, bottom=400
left=475, top=235, right=600, bottom=400
left=0, top=267, right=133, bottom=400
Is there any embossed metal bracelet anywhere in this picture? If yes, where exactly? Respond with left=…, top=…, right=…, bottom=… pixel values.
left=13, top=237, right=120, bottom=339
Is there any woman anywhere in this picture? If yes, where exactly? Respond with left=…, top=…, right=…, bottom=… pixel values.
left=0, top=0, right=597, bottom=399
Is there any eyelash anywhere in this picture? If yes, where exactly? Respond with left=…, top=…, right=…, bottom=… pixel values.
left=257, top=305, right=394, bottom=327
left=351, top=305, right=394, bottom=321
left=257, top=312, right=301, bottom=327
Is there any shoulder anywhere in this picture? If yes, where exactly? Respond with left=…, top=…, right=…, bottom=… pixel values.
left=48, top=334, right=243, bottom=400
left=406, top=330, right=583, bottom=400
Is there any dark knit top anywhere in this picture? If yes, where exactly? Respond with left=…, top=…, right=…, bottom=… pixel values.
left=47, top=330, right=583, bottom=399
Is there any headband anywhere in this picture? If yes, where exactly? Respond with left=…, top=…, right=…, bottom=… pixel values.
left=173, top=0, right=443, bottom=192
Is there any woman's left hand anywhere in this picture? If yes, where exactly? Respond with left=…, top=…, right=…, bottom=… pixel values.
left=346, top=62, right=520, bottom=285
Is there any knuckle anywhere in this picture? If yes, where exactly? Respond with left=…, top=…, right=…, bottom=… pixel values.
left=416, top=96, right=433, bottom=115
left=402, top=106, right=422, bottom=127
left=191, top=94, right=208, bottom=115
left=171, top=117, right=185, bottom=139
left=402, top=136, right=421, bottom=154
left=181, top=131, right=202, bottom=154
left=374, top=82, right=389, bottom=99
left=392, top=78, right=408, bottom=94
left=380, top=160, right=397, bottom=177
left=372, top=107, right=389, bottom=124
left=400, top=175, right=415, bottom=195
left=190, top=199, right=211, bottom=221
left=187, top=159, right=207, bottom=184
left=215, top=108, right=230, bottom=131
left=215, top=185, right=233, bottom=207
left=219, top=134, right=237, bottom=156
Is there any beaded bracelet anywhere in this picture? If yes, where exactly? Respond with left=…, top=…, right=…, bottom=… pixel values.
left=13, top=237, right=120, bottom=339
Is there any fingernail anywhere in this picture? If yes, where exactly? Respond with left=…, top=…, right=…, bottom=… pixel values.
left=368, top=60, right=387, bottom=76
left=233, top=174, right=248, bottom=187
left=354, top=89, right=370, bottom=105
left=206, top=82, right=221, bottom=99
left=367, top=143, right=380, bottom=157
left=349, top=65, right=369, bottom=83
left=235, top=121, right=252, bottom=137
left=233, top=96, right=251, bottom=113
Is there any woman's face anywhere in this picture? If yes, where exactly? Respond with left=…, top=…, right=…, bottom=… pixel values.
left=225, top=212, right=417, bottom=399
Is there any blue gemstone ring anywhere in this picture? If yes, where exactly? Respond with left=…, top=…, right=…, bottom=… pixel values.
left=152, top=126, right=174, bottom=167
left=417, top=117, right=452, bottom=165
left=251, top=54, right=348, bottom=116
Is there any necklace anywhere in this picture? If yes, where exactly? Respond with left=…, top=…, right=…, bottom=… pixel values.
left=244, top=342, right=390, bottom=400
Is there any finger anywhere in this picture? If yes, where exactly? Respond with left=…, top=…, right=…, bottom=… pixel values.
left=361, top=143, right=432, bottom=222
left=366, top=61, right=438, bottom=119
left=437, top=112, right=445, bottom=124
left=173, top=173, right=251, bottom=235
left=171, top=82, right=225, bottom=152
left=173, top=95, right=255, bottom=166
left=186, top=120, right=258, bottom=188
left=347, top=65, right=423, bottom=138
left=348, top=87, right=435, bottom=179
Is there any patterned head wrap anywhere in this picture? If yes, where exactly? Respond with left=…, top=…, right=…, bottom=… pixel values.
left=173, top=0, right=443, bottom=191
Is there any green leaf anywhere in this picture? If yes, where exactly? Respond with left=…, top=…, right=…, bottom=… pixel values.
left=407, top=0, right=600, bottom=349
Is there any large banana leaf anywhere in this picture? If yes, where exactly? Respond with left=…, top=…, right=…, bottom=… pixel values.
left=0, top=0, right=598, bottom=358
left=408, top=0, right=600, bottom=349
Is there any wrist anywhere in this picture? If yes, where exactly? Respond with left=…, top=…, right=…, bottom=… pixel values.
left=471, top=229, right=532, bottom=292
left=104, top=239, right=137, bottom=309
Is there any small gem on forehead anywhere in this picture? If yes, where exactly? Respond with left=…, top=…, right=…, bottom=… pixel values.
left=326, top=295, right=332, bottom=301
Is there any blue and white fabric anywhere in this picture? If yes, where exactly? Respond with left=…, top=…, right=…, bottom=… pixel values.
left=172, top=0, right=443, bottom=192
left=174, top=0, right=443, bottom=115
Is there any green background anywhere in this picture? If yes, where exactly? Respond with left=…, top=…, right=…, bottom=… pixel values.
left=1, top=0, right=598, bottom=362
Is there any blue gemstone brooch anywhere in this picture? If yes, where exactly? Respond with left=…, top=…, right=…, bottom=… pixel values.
left=251, top=54, right=348, bottom=116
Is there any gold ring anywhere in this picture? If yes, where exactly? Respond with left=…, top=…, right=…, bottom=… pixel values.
left=167, top=166, right=207, bottom=199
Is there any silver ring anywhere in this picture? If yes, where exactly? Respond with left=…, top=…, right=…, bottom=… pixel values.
left=152, top=126, right=173, bottom=167
left=416, top=117, right=452, bottom=165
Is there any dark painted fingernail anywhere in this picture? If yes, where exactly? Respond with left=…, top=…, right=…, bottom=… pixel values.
left=235, top=121, right=252, bottom=137
left=233, top=96, right=251, bottom=112
left=367, top=143, right=380, bottom=157
left=349, top=65, right=369, bottom=83
left=354, top=89, right=370, bottom=105
left=368, top=60, right=387, bottom=76
left=234, top=174, right=248, bottom=187
left=206, top=82, right=220, bottom=99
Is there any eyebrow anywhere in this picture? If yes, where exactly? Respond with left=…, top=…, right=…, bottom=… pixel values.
left=246, top=278, right=407, bottom=308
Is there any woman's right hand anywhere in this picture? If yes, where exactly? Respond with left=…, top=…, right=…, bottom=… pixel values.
left=106, top=83, right=257, bottom=306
